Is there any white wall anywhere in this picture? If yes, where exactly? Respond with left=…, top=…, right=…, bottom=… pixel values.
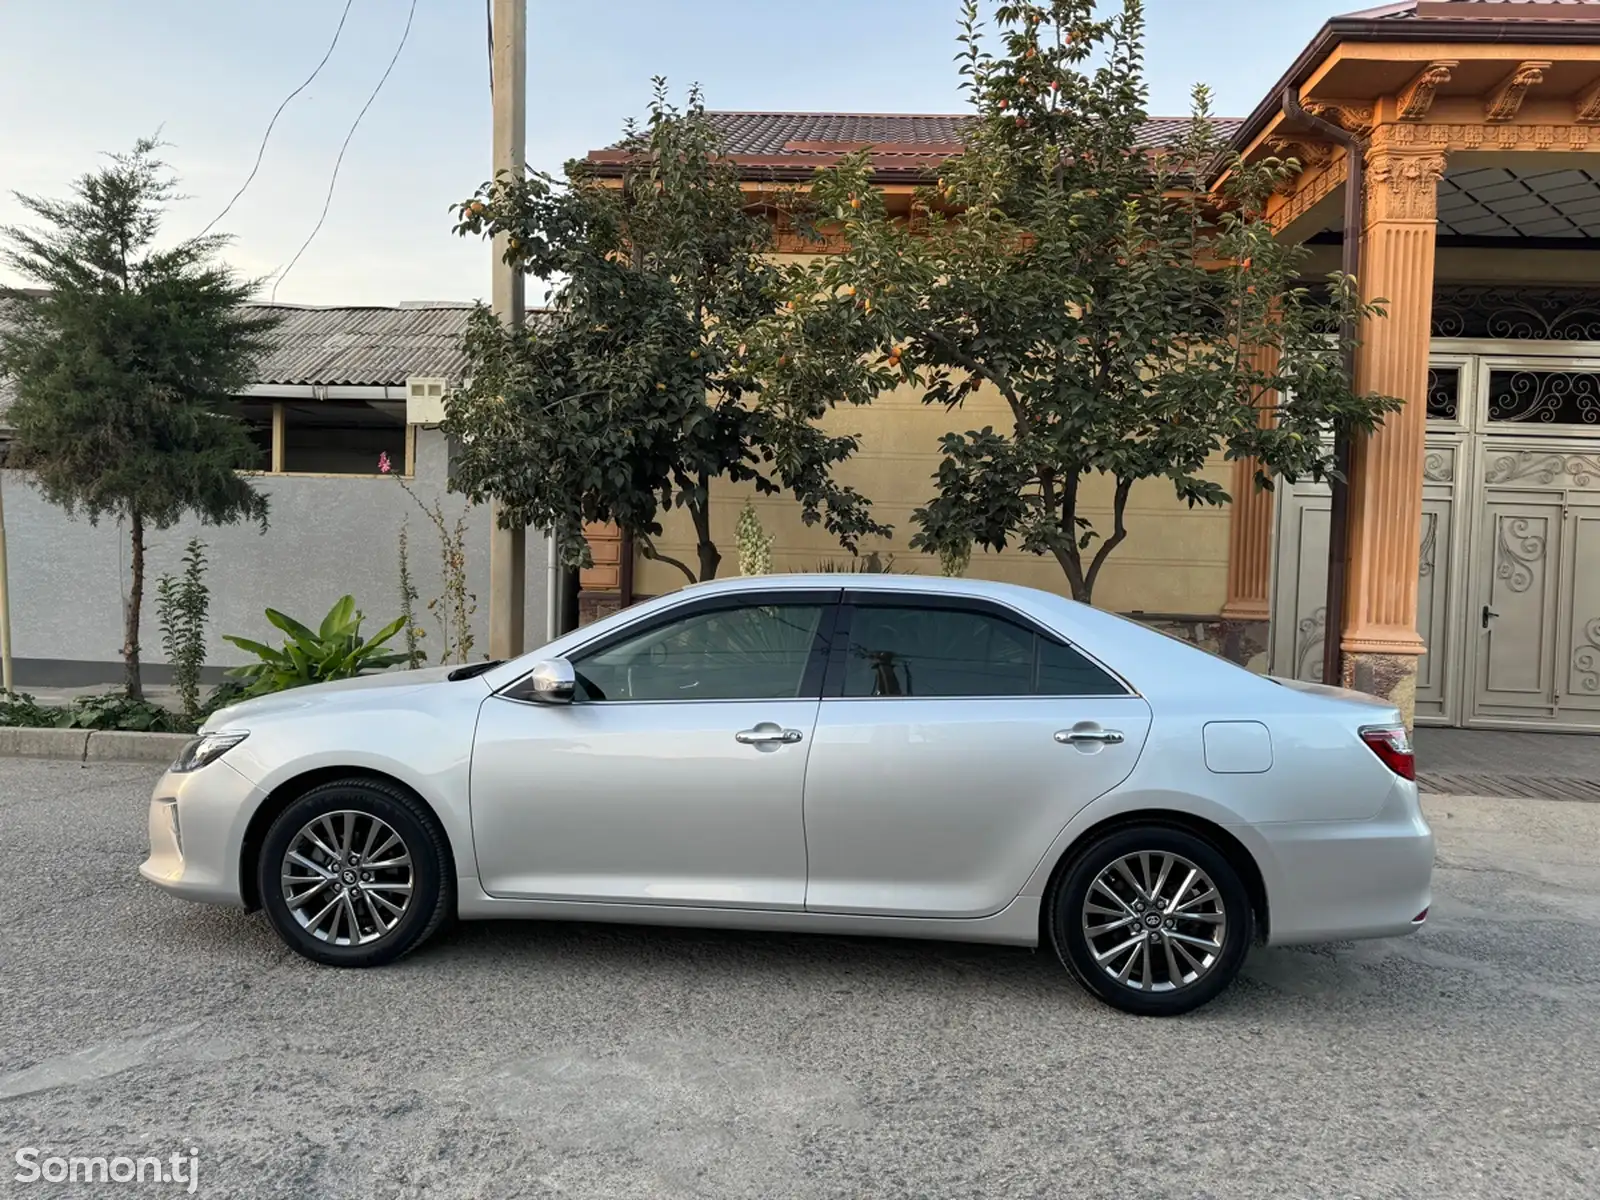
left=0, top=431, right=552, bottom=685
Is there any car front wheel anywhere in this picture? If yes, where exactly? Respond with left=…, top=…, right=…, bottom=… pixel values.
left=1048, top=825, right=1253, bottom=1017
left=259, top=778, right=453, bottom=967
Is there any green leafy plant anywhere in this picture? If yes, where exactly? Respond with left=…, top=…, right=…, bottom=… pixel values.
left=0, top=691, right=58, bottom=728
left=396, top=522, right=427, bottom=668
left=54, top=692, right=185, bottom=733
left=223, top=596, right=408, bottom=698
left=200, top=679, right=249, bottom=718
left=156, top=538, right=211, bottom=726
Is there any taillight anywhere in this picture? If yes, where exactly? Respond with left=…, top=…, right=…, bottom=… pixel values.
left=1360, top=725, right=1415, bottom=781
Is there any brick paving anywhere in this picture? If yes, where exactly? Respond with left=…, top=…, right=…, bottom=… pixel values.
left=1415, top=727, right=1600, bottom=802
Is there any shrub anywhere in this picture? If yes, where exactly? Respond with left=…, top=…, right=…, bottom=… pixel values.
left=223, top=596, right=408, bottom=698
left=156, top=538, right=211, bottom=726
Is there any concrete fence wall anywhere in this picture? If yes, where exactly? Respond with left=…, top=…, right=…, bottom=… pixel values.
left=1, top=432, right=553, bottom=687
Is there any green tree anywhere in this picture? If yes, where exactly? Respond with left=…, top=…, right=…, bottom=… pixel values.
left=788, top=0, right=1399, bottom=603
left=0, top=138, right=273, bottom=697
left=447, top=81, right=896, bottom=583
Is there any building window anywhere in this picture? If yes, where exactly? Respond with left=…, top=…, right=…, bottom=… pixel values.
left=237, top=398, right=413, bottom=476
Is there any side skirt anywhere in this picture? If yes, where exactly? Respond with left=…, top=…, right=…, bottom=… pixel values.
left=455, top=880, right=1042, bottom=947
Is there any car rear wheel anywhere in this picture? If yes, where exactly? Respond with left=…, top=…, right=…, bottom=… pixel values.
left=258, top=778, right=453, bottom=967
left=1048, top=826, right=1253, bottom=1017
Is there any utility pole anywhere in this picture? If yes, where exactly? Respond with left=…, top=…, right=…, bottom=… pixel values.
left=487, top=0, right=527, bottom=660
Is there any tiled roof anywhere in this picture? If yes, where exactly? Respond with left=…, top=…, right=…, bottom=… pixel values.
left=1366, top=0, right=1600, bottom=17
left=245, top=303, right=476, bottom=388
left=589, top=112, right=1247, bottom=182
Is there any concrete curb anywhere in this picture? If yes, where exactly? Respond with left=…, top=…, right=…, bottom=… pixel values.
left=0, top=727, right=188, bottom=765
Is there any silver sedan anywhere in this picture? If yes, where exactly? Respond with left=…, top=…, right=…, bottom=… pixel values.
left=141, top=575, right=1433, bottom=1016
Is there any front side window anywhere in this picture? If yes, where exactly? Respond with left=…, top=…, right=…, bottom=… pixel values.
left=572, top=603, right=826, bottom=702
left=841, top=603, right=1125, bottom=698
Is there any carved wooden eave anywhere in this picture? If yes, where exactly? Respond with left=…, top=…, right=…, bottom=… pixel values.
left=1266, top=152, right=1347, bottom=237
left=1577, top=79, right=1600, bottom=126
left=1396, top=61, right=1458, bottom=122
left=1485, top=61, right=1553, bottom=123
left=1299, top=100, right=1376, bottom=135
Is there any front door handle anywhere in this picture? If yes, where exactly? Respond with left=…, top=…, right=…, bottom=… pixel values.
left=1055, top=728, right=1125, bottom=746
left=1482, top=605, right=1499, bottom=629
left=735, top=723, right=803, bottom=746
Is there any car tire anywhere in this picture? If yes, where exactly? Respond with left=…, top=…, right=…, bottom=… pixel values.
left=258, top=778, right=453, bottom=968
left=1047, top=825, right=1253, bottom=1017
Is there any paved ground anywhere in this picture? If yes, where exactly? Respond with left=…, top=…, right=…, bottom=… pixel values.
left=1415, top=728, right=1600, bottom=802
left=1, top=759, right=1597, bottom=1199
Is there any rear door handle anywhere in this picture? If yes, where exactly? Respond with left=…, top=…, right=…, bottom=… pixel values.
left=735, top=723, right=803, bottom=746
left=1055, top=728, right=1125, bottom=746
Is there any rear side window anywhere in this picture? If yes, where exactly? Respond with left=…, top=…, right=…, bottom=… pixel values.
left=838, top=603, right=1126, bottom=698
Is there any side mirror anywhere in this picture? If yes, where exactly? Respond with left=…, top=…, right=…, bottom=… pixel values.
left=524, top=658, right=576, bottom=705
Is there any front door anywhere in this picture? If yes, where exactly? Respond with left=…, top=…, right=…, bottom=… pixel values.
left=801, top=594, right=1152, bottom=919
left=470, top=592, right=838, bottom=908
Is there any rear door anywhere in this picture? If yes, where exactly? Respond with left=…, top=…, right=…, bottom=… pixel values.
left=801, top=593, right=1152, bottom=918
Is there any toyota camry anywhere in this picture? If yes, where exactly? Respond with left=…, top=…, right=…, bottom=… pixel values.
left=141, top=575, right=1433, bottom=1016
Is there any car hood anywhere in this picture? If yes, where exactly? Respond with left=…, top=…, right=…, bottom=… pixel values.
left=204, top=666, right=474, bottom=729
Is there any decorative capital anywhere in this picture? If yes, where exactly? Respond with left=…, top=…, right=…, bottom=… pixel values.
left=1302, top=100, right=1375, bottom=135
left=1365, top=148, right=1448, bottom=223
left=1486, top=61, right=1552, bottom=124
left=1397, top=61, right=1458, bottom=122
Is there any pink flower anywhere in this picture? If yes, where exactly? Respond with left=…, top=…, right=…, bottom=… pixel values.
left=378, top=451, right=393, bottom=475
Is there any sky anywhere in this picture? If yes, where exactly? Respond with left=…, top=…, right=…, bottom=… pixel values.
left=0, top=0, right=1345, bottom=307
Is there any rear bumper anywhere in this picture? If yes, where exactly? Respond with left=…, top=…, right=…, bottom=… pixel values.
left=138, top=760, right=260, bottom=908
left=1245, top=779, right=1434, bottom=946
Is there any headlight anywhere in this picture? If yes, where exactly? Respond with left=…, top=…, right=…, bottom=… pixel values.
left=171, top=731, right=249, bottom=773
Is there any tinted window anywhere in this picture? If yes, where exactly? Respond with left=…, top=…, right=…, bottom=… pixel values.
left=840, top=603, right=1126, bottom=698
left=843, top=606, right=1035, bottom=697
left=1037, top=637, right=1126, bottom=696
left=572, top=604, right=825, bottom=702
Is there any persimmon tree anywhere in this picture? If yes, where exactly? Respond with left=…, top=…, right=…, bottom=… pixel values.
left=788, top=0, right=1399, bottom=603
left=447, top=82, right=896, bottom=583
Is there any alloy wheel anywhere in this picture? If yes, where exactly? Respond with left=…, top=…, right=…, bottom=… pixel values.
left=1080, top=851, right=1227, bottom=993
left=280, top=810, right=414, bottom=947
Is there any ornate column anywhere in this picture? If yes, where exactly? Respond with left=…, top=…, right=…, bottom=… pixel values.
left=1220, top=342, right=1278, bottom=667
left=1342, top=126, right=1446, bottom=725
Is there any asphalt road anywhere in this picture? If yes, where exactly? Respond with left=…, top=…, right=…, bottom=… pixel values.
left=1, top=759, right=1596, bottom=1200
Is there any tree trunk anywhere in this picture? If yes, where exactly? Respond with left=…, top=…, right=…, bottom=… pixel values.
left=690, top=487, right=720, bottom=581
left=123, top=510, right=145, bottom=700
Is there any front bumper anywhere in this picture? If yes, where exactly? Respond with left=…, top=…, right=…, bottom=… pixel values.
left=139, top=759, right=263, bottom=908
left=1245, top=778, right=1435, bottom=946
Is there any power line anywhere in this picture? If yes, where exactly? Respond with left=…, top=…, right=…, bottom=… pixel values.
left=197, top=0, right=357, bottom=239
left=486, top=0, right=494, bottom=94
left=272, top=0, right=420, bottom=301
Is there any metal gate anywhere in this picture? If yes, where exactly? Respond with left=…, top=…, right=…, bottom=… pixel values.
left=1270, top=344, right=1600, bottom=732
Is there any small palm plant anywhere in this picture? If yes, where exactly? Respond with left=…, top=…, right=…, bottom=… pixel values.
left=223, top=596, right=409, bottom=697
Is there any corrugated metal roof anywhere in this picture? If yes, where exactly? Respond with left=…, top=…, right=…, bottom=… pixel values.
left=246, top=303, right=476, bottom=387
left=1, top=301, right=482, bottom=425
